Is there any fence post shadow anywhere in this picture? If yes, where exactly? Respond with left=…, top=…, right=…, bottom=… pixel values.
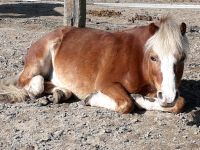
left=0, top=3, right=63, bottom=18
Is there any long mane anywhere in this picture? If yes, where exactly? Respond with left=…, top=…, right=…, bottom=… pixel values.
left=145, top=16, right=189, bottom=58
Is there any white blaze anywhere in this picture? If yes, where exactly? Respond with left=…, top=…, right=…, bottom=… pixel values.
left=160, top=55, right=177, bottom=104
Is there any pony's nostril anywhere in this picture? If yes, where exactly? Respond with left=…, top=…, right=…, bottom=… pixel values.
left=157, top=91, right=163, bottom=99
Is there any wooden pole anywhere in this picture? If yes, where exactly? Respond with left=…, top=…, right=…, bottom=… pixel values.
left=64, top=0, right=86, bottom=27
left=64, top=0, right=73, bottom=26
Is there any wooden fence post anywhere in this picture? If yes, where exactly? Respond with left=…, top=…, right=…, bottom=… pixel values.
left=64, top=0, right=86, bottom=27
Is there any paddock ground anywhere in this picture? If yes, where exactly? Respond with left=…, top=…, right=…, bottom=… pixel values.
left=0, top=1, right=200, bottom=150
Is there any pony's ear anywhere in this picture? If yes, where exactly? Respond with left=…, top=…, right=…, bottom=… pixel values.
left=180, top=22, right=186, bottom=36
left=149, top=23, right=159, bottom=35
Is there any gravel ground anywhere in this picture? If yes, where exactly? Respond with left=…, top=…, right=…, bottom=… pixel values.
left=0, top=1, right=200, bottom=150
left=88, top=0, right=200, bottom=3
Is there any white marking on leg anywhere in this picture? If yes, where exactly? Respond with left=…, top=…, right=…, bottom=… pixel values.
left=25, top=75, right=44, bottom=97
left=88, top=91, right=117, bottom=111
left=51, top=71, right=61, bottom=87
left=133, top=94, right=165, bottom=111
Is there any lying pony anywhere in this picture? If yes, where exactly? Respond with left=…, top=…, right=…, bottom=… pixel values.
left=0, top=16, right=188, bottom=113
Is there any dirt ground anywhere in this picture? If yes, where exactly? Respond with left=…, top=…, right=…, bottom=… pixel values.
left=0, top=1, right=200, bottom=150
left=88, top=0, right=200, bottom=3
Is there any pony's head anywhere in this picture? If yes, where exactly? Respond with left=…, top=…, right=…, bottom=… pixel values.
left=144, top=16, right=189, bottom=107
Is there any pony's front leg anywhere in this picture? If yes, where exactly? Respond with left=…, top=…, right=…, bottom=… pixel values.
left=131, top=94, right=185, bottom=113
left=84, top=84, right=134, bottom=113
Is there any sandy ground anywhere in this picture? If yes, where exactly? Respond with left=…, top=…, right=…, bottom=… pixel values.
left=0, top=1, right=200, bottom=150
left=89, top=0, right=200, bottom=4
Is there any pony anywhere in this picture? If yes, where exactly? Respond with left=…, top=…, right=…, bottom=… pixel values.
left=0, top=16, right=189, bottom=113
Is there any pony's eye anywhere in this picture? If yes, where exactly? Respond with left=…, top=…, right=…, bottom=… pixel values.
left=150, top=56, right=158, bottom=62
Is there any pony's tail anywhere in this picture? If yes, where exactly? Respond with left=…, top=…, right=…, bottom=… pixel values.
left=0, top=76, right=28, bottom=103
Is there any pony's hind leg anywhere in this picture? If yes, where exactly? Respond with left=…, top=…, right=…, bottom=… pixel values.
left=16, top=28, right=64, bottom=101
left=44, top=81, right=72, bottom=104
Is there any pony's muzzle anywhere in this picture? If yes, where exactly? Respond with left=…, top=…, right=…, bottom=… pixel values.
left=157, top=91, right=179, bottom=107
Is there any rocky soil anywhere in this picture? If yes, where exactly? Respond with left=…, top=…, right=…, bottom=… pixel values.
left=88, top=0, right=200, bottom=4
left=0, top=1, right=200, bottom=150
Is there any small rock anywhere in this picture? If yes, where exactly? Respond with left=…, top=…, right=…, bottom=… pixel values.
left=52, top=130, right=64, bottom=140
left=132, top=118, right=140, bottom=123
left=194, top=131, right=199, bottom=135
left=190, top=26, right=200, bottom=33
left=7, top=112, right=16, bottom=119
left=18, top=145, right=35, bottom=150
left=37, top=98, right=49, bottom=106
left=105, top=26, right=110, bottom=30
left=173, top=137, right=177, bottom=141
left=86, top=18, right=91, bottom=22
left=69, top=102, right=78, bottom=108
left=38, top=134, right=51, bottom=143
left=104, top=129, right=112, bottom=133
left=0, top=104, right=5, bottom=110
left=183, top=135, right=188, bottom=139
left=81, top=113, right=88, bottom=118
left=124, top=139, right=129, bottom=143
left=175, top=145, right=181, bottom=149
left=192, top=140, right=196, bottom=144
left=144, top=131, right=151, bottom=139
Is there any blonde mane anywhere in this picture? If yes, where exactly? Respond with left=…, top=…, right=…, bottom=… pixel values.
left=145, top=16, right=189, bottom=58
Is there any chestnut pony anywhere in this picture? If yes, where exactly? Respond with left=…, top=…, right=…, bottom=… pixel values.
left=0, top=16, right=189, bottom=113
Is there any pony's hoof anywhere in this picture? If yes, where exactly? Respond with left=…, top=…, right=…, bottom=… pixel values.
left=161, top=96, right=186, bottom=113
left=52, top=89, right=65, bottom=104
left=171, top=96, right=185, bottom=113
left=82, top=95, right=92, bottom=106
left=82, top=92, right=98, bottom=106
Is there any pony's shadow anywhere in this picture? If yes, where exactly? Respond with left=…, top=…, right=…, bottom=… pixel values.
left=186, top=110, right=200, bottom=127
left=179, top=79, right=200, bottom=126
left=44, top=79, right=200, bottom=125
left=179, top=80, right=200, bottom=111
left=0, top=3, right=63, bottom=18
